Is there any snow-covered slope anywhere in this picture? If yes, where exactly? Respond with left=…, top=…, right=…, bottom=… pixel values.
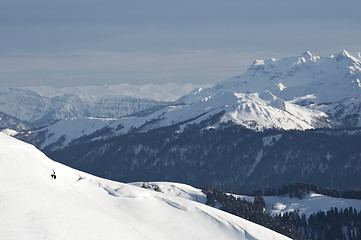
left=130, top=182, right=208, bottom=204
left=25, top=90, right=329, bottom=150
left=0, top=133, right=290, bottom=240
left=0, top=112, right=30, bottom=131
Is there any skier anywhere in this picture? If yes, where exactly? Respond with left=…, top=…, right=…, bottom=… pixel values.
left=51, top=169, right=56, bottom=180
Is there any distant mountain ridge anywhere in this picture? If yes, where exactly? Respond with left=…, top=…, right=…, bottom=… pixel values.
left=216, top=50, right=361, bottom=102
left=0, top=83, right=208, bottom=130
left=179, top=50, right=361, bottom=127
left=3, top=50, right=361, bottom=135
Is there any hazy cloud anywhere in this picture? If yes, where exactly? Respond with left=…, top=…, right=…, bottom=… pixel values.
left=0, top=0, right=360, bottom=87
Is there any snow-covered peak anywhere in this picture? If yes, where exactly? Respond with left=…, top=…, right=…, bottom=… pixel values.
left=338, top=49, right=353, bottom=59
left=198, top=50, right=361, bottom=104
left=335, top=49, right=361, bottom=66
left=252, top=59, right=265, bottom=66
left=160, top=50, right=361, bottom=132
left=300, top=50, right=320, bottom=62
left=0, top=133, right=290, bottom=240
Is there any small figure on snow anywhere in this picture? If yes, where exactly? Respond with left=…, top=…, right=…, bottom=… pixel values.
left=51, top=169, right=56, bottom=180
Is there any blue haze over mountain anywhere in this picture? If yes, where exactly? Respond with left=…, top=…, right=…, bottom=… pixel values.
left=0, top=0, right=360, bottom=87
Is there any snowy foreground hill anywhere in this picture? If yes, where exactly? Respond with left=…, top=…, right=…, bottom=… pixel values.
left=0, top=133, right=290, bottom=240
left=131, top=182, right=361, bottom=220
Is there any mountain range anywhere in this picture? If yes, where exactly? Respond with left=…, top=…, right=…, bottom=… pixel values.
left=6, top=50, right=360, bottom=149
left=2, top=50, right=361, bottom=192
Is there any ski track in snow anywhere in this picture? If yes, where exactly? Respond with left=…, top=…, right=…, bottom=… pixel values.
left=247, top=149, right=264, bottom=178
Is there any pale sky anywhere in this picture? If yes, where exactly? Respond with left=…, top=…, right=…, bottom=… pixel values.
left=1, top=0, right=361, bottom=87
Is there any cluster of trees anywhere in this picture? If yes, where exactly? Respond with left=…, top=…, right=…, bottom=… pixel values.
left=202, top=186, right=306, bottom=240
left=141, top=182, right=161, bottom=192
left=252, top=182, right=361, bottom=200
left=306, top=207, right=361, bottom=239
left=273, top=208, right=361, bottom=240
left=204, top=186, right=265, bottom=215
left=203, top=186, right=361, bottom=240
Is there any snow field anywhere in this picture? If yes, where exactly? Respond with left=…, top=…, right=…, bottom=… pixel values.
left=0, top=133, right=290, bottom=240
